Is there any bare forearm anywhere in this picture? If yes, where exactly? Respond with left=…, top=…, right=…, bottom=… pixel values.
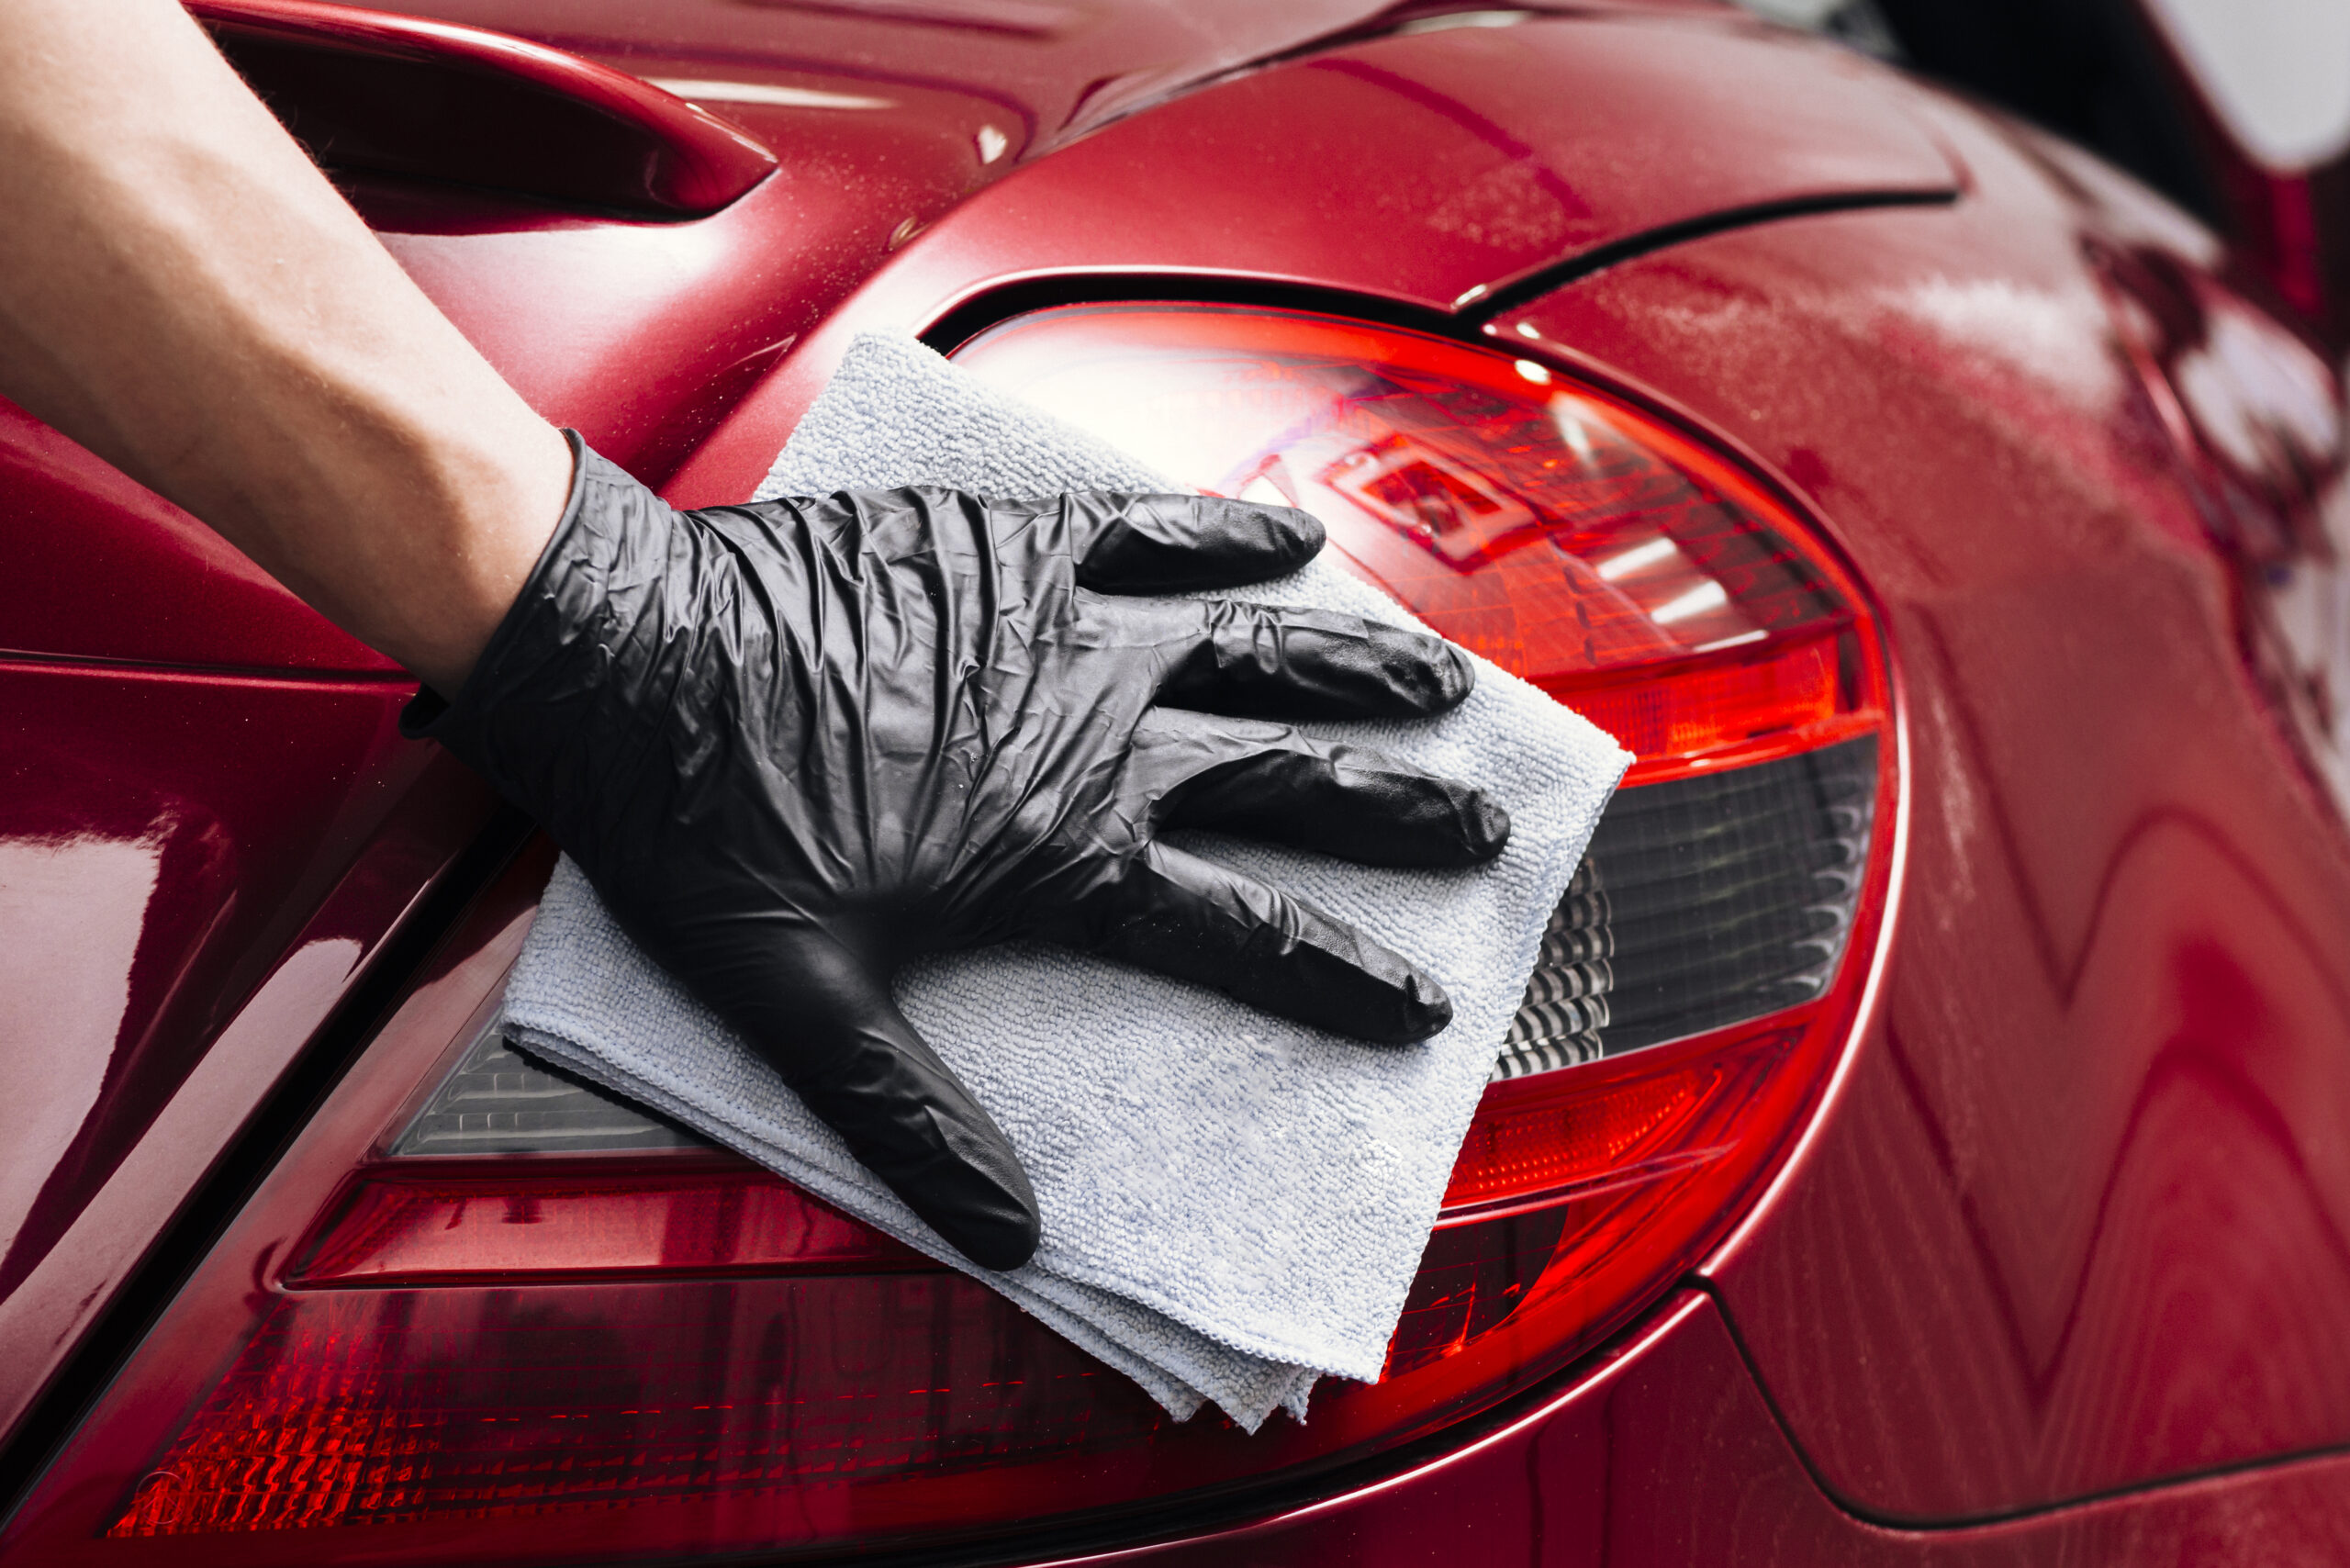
left=0, top=0, right=571, bottom=690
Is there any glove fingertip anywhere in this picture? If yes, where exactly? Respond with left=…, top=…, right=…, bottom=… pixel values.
left=1468, top=791, right=1513, bottom=859
left=778, top=997, right=1043, bottom=1272
left=1183, top=496, right=1323, bottom=581
left=1439, top=644, right=1478, bottom=706
left=948, top=1204, right=1042, bottom=1272
left=921, top=1132, right=1042, bottom=1271
left=1385, top=969, right=1453, bottom=1044
left=1240, top=497, right=1324, bottom=566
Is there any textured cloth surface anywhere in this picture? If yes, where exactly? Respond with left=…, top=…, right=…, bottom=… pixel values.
left=502, top=331, right=1631, bottom=1428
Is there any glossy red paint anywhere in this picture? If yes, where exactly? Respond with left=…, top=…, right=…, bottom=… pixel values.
left=317, top=18, right=1121, bottom=494
left=191, top=0, right=777, bottom=215
left=3, top=667, right=418, bottom=1291
left=356, top=0, right=1721, bottom=159
left=1491, top=82, right=2350, bottom=1519
left=666, top=11, right=1959, bottom=507
left=2093, top=224, right=2350, bottom=808
left=8, top=0, right=2349, bottom=1556
left=0, top=398, right=396, bottom=672
left=349, top=174, right=827, bottom=487
left=1032, top=1294, right=2350, bottom=1565
left=0, top=683, right=495, bottom=1439
left=0, top=136, right=971, bottom=674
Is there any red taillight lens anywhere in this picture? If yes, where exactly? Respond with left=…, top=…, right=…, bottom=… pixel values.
left=282, top=1157, right=928, bottom=1286
left=3, top=308, right=1893, bottom=1565
left=1439, top=1030, right=1785, bottom=1219
left=950, top=305, right=1884, bottom=785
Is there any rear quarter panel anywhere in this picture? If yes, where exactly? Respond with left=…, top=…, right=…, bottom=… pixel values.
left=1497, top=84, right=2350, bottom=1519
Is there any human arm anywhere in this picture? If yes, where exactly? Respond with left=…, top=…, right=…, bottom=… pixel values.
left=0, top=0, right=568, bottom=693
left=0, top=0, right=1508, bottom=1271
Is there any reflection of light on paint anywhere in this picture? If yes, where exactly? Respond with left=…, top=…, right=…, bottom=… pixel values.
left=1395, top=8, right=1539, bottom=32
left=1595, top=536, right=1679, bottom=580
left=1515, top=359, right=1550, bottom=385
left=976, top=125, right=1010, bottom=163
left=0, top=835, right=162, bottom=1249
left=1651, top=580, right=1730, bottom=624
left=1516, top=321, right=1542, bottom=340
left=1694, top=628, right=1770, bottom=653
left=1898, top=276, right=2121, bottom=407
left=1734, top=0, right=1849, bottom=24
left=1553, top=406, right=1595, bottom=464
left=649, top=79, right=894, bottom=110
left=2172, top=295, right=2342, bottom=473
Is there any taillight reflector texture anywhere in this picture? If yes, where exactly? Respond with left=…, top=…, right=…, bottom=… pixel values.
left=389, top=1027, right=699, bottom=1156
left=5, top=308, right=1893, bottom=1566
left=110, top=1276, right=1149, bottom=1540
left=1501, top=737, right=1875, bottom=1075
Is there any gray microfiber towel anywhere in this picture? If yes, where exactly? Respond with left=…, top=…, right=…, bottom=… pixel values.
left=501, top=330, right=1632, bottom=1429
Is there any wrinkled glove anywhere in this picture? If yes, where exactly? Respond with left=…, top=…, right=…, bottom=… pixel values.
left=407, top=435, right=1508, bottom=1270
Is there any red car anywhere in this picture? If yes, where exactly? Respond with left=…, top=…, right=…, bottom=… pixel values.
left=6, top=0, right=2350, bottom=1562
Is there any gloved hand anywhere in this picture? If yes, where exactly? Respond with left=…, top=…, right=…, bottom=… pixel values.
left=408, top=435, right=1508, bottom=1270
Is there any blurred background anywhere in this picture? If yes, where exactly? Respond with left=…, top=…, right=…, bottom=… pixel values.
left=1735, top=0, right=2350, bottom=352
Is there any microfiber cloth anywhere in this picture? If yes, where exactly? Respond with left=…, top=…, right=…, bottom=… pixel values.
left=500, top=330, right=1632, bottom=1428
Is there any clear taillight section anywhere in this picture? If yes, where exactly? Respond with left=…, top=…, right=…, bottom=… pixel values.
left=2, top=308, right=1894, bottom=1564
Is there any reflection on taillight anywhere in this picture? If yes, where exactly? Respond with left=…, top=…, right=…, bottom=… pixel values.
left=284, top=1156, right=927, bottom=1286
left=951, top=305, right=1883, bottom=786
left=2, top=308, right=1895, bottom=1566
left=1442, top=1036, right=1774, bottom=1217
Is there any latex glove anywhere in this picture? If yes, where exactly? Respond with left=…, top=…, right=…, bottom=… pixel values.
left=408, top=437, right=1509, bottom=1270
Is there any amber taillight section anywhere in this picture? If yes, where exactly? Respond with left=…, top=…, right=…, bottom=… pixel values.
left=1, top=309, right=1894, bottom=1567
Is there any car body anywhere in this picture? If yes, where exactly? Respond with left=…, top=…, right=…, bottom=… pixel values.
left=5, top=0, right=2350, bottom=1562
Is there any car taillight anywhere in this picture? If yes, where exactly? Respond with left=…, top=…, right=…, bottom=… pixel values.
left=1, top=308, right=1895, bottom=1564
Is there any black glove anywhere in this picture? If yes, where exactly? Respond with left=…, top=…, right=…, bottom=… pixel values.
left=407, top=435, right=1508, bottom=1270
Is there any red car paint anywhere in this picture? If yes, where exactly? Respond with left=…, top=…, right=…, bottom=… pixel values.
left=3, top=0, right=2347, bottom=1562
left=191, top=0, right=779, bottom=215
left=1499, top=86, right=2350, bottom=1518
left=0, top=691, right=495, bottom=1436
left=1040, top=1295, right=2350, bottom=1565
left=662, top=10, right=1960, bottom=507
